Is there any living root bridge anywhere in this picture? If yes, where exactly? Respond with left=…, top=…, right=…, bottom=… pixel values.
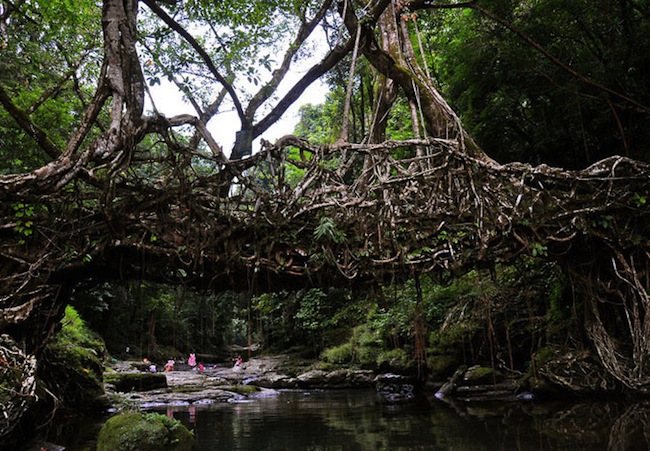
left=1, top=136, right=650, bottom=438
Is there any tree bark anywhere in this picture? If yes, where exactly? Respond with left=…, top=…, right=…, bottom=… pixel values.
left=339, top=0, right=489, bottom=161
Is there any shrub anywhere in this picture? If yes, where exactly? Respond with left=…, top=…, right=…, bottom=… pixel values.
left=321, top=342, right=353, bottom=364
left=376, top=348, right=410, bottom=372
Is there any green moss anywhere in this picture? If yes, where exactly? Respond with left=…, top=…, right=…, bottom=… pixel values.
left=311, top=361, right=339, bottom=372
left=170, top=385, right=205, bottom=393
left=39, top=305, right=107, bottom=406
left=223, top=384, right=260, bottom=395
left=463, top=366, right=503, bottom=385
left=96, top=412, right=195, bottom=451
left=59, top=305, right=106, bottom=349
left=533, top=346, right=559, bottom=367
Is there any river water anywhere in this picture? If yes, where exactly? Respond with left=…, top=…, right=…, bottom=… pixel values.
left=149, top=389, right=649, bottom=450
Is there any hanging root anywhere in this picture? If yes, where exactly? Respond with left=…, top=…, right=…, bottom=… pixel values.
left=0, top=334, right=38, bottom=439
left=574, top=246, right=650, bottom=392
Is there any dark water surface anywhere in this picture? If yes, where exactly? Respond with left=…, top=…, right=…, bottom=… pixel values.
left=150, top=389, right=649, bottom=450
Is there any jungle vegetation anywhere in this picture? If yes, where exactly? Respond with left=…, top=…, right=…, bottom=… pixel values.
left=1, top=0, right=649, bottom=446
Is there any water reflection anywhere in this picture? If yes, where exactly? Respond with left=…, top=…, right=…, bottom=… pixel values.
left=155, top=390, right=650, bottom=450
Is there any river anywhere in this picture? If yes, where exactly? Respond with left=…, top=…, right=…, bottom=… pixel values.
left=142, top=389, right=648, bottom=450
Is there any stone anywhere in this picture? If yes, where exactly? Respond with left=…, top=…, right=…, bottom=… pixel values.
left=96, top=412, right=195, bottom=451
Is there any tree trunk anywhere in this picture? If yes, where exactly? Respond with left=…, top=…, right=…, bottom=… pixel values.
left=340, top=0, right=490, bottom=159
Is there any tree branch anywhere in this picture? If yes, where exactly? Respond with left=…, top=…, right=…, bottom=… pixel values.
left=0, top=82, right=61, bottom=159
left=245, top=0, right=333, bottom=118
left=251, top=0, right=393, bottom=138
left=251, top=37, right=353, bottom=138
left=142, top=0, right=249, bottom=127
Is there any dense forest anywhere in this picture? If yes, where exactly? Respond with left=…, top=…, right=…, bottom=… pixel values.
left=1, top=0, right=649, bottom=446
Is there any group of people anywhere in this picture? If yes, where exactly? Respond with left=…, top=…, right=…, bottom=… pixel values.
left=143, top=352, right=243, bottom=373
left=188, top=352, right=206, bottom=372
left=144, top=353, right=205, bottom=373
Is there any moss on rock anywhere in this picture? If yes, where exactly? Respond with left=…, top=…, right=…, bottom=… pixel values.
left=39, top=305, right=107, bottom=407
left=96, top=412, right=194, bottom=451
left=222, top=384, right=260, bottom=395
left=462, top=366, right=504, bottom=385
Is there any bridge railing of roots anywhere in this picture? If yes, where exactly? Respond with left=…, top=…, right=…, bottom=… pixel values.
left=1, top=132, right=650, bottom=436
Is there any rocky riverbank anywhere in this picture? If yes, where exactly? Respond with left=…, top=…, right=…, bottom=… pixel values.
left=104, top=355, right=534, bottom=412
left=105, top=355, right=423, bottom=409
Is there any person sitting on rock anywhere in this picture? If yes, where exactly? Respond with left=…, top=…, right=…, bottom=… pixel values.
left=233, top=355, right=243, bottom=368
left=164, top=359, right=175, bottom=372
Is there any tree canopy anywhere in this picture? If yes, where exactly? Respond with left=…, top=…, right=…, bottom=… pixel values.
left=1, top=0, right=650, bottom=443
left=428, top=0, right=650, bottom=168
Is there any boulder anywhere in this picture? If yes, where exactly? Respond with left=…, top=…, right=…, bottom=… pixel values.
left=246, top=373, right=299, bottom=389
left=96, top=412, right=194, bottom=451
left=375, top=374, right=416, bottom=402
left=297, top=369, right=328, bottom=387
left=462, top=365, right=504, bottom=385
left=296, top=369, right=375, bottom=388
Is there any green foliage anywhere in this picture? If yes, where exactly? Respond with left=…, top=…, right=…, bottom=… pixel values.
left=351, top=323, right=384, bottom=368
left=632, top=193, right=647, bottom=208
left=426, top=260, right=571, bottom=372
left=72, top=283, right=247, bottom=360
left=531, top=242, right=548, bottom=257
left=295, top=60, right=375, bottom=144
left=294, top=103, right=339, bottom=145
left=321, top=342, right=354, bottom=364
left=318, top=276, right=474, bottom=373
left=11, top=203, right=35, bottom=240
left=427, top=0, right=650, bottom=167
left=40, top=306, right=106, bottom=407
left=57, top=305, right=105, bottom=350
left=283, top=147, right=309, bottom=188
left=0, top=0, right=102, bottom=173
left=96, top=412, right=194, bottom=451
left=376, top=348, right=410, bottom=372
left=139, top=0, right=317, bottom=117
left=253, top=288, right=365, bottom=356
left=385, top=98, right=416, bottom=142
left=294, top=288, right=328, bottom=332
left=421, top=277, right=472, bottom=328
left=313, top=217, right=347, bottom=244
